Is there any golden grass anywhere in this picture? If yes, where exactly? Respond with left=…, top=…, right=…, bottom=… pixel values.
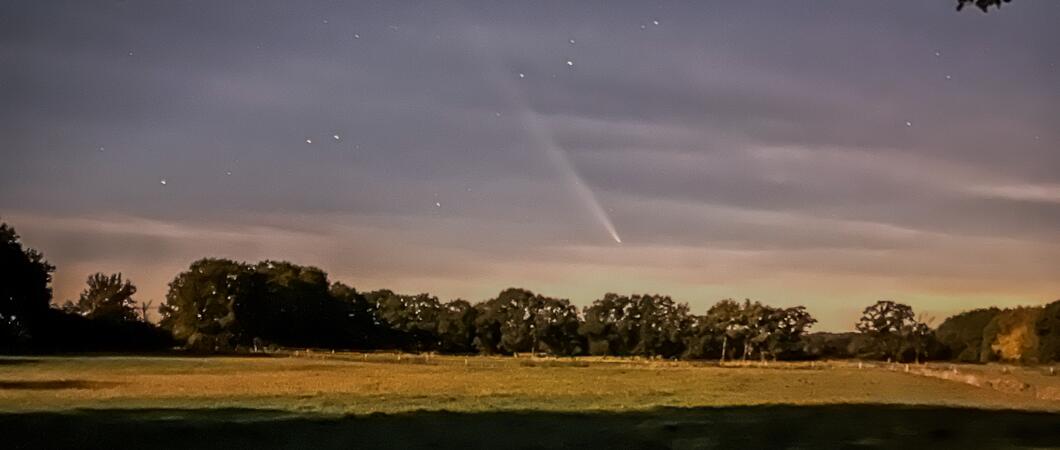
left=0, top=353, right=1057, bottom=415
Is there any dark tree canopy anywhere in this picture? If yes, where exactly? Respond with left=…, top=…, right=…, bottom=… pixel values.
left=957, top=0, right=1011, bottom=12
left=366, top=290, right=444, bottom=351
left=935, top=308, right=1000, bottom=362
left=160, top=258, right=368, bottom=352
left=436, top=299, right=477, bottom=353
left=472, top=288, right=583, bottom=356
left=6, top=215, right=1051, bottom=363
left=66, top=273, right=140, bottom=322
left=581, top=293, right=690, bottom=358
left=1037, top=300, right=1060, bottom=363
left=159, top=258, right=259, bottom=351
left=8, top=216, right=1060, bottom=363
left=855, top=300, right=921, bottom=361
left=0, top=221, right=55, bottom=346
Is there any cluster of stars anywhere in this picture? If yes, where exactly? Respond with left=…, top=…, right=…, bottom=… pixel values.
left=904, top=48, right=961, bottom=128
left=510, top=18, right=666, bottom=80
left=311, top=12, right=667, bottom=223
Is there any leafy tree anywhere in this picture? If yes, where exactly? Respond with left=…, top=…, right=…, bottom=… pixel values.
left=762, top=306, right=817, bottom=361
left=532, top=296, right=584, bottom=356
left=580, top=293, right=632, bottom=356
left=855, top=300, right=919, bottom=361
left=739, top=300, right=771, bottom=361
left=682, top=314, right=717, bottom=359
left=472, top=288, right=536, bottom=354
left=580, top=293, right=689, bottom=358
left=437, top=299, right=477, bottom=353
left=703, top=300, right=814, bottom=361
left=705, top=299, right=748, bottom=362
left=473, top=288, right=583, bottom=356
left=0, top=221, right=55, bottom=346
left=935, top=308, right=1000, bottom=362
left=366, top=290, right=443, bottom=352
left=329, top=282, right=381, bottom=349
left=66, top=273, right=140, bottom=322
left=1036, top=300, right=1060, bottom=363
left=627, top=294, right=689, bottom=358
left=248, top=261, right=350, bottom=349
left=159, top=258, right=261, bottom=351
left=903, top=318, right=934, bottom=364
left=162, top=259, right=368, bottom=352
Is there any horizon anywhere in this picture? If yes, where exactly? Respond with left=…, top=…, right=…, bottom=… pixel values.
left=3, top=0, right=1059, bottom=332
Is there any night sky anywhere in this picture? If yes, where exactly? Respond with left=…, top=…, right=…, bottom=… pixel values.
left=2, top=1, right=1058, bottom=330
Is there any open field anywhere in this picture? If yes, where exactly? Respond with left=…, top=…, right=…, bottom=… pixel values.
left=2, top=354, right=1059, bottom=448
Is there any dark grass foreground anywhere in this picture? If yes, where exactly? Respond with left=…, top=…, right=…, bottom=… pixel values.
left=2, top=404, right=1059, bottom=449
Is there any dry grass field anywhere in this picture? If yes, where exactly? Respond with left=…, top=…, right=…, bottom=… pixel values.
left=1, top=354, right=1059, bottom=448
left=0, top=353, right=1058, bottom=414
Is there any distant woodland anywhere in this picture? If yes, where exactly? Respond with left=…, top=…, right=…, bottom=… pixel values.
left=3, top=219, right=1058, bottom=363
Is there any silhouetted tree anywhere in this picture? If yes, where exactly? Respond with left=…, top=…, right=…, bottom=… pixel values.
left=580, top=293, right=689, bottom=358
left=903, top=317, right=934, bottom=364
left=957, top=0, right=1011, bottom=12
left=472, top=288, right=528, bottom=354
left=682, top=314, right=717, bottom=360
left=367, top=290, right=443, bottom=352
left=472, top=288, right=583, bottom=356
left=579, top=293, right=631, bottom=356
left=634, top=295, right=690, bottom=358
left=437, top=299, right=477, bottom=353
left=161, top=259, right=374, bottom=352
left=249, top=260, right=346, bottom=348
left=65, top=273, right=140, bottom=322
left=762, top=306, right=817, bottom=360
left=706, top=299, right=748, bottom=362
left=1036, top=300, right=1060, bottom=364
left=739, top=300, right=771, bottom=361
left=855, top=300, right=919, bottom=361
left=532, top=296, right=584, bottom=356
left=0, top=221, right=55, bottom=348
left=160, top=258, right=261, bottom=351
left=329, top=282, right=381, bottom=349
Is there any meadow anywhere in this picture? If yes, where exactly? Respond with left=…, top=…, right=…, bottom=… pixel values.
left=2, top=354, right=1059, bottom=448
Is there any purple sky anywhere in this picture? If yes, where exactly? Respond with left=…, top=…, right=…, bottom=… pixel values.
left=2, top=0, right=1058, bottom=330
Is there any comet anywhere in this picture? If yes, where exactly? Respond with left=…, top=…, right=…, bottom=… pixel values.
left=469, top=33, right=623, bottom=244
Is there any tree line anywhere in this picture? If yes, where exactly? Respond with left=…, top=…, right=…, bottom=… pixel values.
left=2, top=220, right=1058, bottom=363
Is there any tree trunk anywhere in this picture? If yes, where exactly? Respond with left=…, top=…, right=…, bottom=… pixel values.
left=720, top=336, right=727, bottom=363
